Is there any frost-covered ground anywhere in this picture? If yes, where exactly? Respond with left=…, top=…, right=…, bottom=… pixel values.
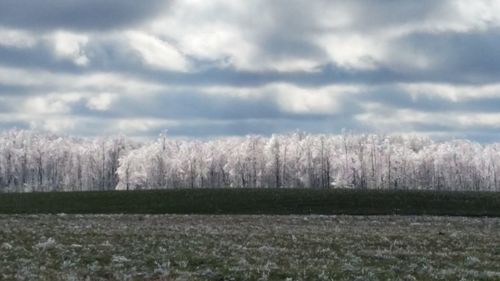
left=1, top=215, right=500, bottom=281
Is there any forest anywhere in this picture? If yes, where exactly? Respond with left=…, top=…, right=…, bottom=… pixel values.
left=0, top=130, right=499, bottom=192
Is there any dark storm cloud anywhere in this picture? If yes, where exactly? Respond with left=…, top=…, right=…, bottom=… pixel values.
left=0, top=0, right=167, bottom=31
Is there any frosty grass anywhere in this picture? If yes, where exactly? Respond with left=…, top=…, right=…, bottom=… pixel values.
left=1, top=215, right=500, bottom=281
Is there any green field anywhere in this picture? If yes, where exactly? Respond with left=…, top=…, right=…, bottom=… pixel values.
left=1, top=188, right=500, bottom=216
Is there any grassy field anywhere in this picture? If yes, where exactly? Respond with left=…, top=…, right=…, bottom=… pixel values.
left=2, top=190, right=500, bottom=280
left=1, top=214, right=500, bottom=280
left=1, top=188, right=500, bottom=216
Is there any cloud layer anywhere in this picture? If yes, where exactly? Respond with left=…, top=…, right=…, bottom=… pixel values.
left=1, top=0, right=500, bottom=141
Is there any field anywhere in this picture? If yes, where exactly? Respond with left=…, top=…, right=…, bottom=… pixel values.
left=1, top=189, right=500, bottom=216
left=2, top=189, right=500, bottom=280
left=1, top=214, right=500, bottom=280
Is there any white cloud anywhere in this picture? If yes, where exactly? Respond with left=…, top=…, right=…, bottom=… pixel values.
left=453, top=0, right=500, bottom=31
left=401, top=83, right=500, bottom=101
left=272, top=84, right=357, bottom=114
left=264, top=58, right=322, bottom=73
left=51, top=31, right=90, bottom=66
left=201, top=83, right=360, bottom=114
left=30, top=118, right=77, bottom=133
left=0, top=66, right=163, bottom=94
left=147, top=0, right=325, bottom=72
left=0, top=27, right=36, bottom=48
left=319, top=33, right=384, bottom=70
left=127, top=31, right=189, bottom=71
left=24, top=93, right=82, bottom=114
left=86, top=93, right=116, bottom=111
left=357, top=105, right=500, bottom=131
left=115, top=118, right=176, bottom=133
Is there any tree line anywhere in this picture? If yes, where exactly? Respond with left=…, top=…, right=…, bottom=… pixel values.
left=0, top=130, right=499, bottom=192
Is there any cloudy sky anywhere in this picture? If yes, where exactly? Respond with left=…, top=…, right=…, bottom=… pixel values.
left=1, top=0, right=500, bottom=141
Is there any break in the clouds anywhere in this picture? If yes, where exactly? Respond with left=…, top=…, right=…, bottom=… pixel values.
left=1, top=0, right=500, bottom=140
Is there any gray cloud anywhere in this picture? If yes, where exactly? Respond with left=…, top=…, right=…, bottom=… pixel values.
left=0, top=44, right=81, bottom=73
left=68, top=89, right=361, bottom=122
left=0, top=0, right=167, bottom=31
left=392, top=30, right=500, bottom=84
left=358, top=88, right=500, bottom=113
left=0, top=84, right=33, bottom=96
left=0, top=0, right=500, bottom=141
left=346, top=0, right=450, bottom=30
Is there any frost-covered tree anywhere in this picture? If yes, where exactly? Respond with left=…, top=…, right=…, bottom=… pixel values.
left=0, top=130, right=133, bottom=192
left=2, top=129, right=500, bottom=192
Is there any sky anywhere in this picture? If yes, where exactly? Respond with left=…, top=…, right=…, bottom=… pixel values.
left=1, top=0, right=500, bottom=141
